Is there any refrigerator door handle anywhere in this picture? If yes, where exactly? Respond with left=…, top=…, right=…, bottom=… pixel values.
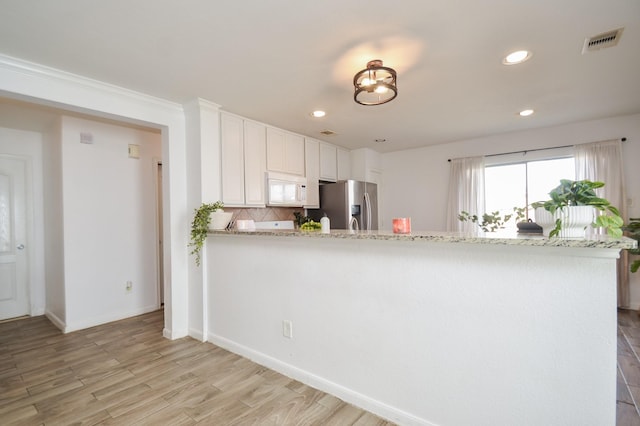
left=364, top=192, right=372, bottom=230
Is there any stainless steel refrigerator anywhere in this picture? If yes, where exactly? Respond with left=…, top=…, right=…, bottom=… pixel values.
left=309, top=180, right=378, bottom=230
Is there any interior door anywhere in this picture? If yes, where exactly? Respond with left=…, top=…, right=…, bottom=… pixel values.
left=0, top=156, right=29, bottom=320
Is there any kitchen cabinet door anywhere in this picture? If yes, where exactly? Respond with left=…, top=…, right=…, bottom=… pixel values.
left=319, top=142, right=338, bottom=182
left=304, top=138, right=320, bottom=208
left=266, top=127, right=286, bottom=173
left=267, top=127, right=305, bottom=176
left=337, top=147, right=351, bottom=180
left=285, top=133, right=305, bottom=176
left=244, top=121, right=266, bottom=206
left=221, top=113, right=245, bottom=206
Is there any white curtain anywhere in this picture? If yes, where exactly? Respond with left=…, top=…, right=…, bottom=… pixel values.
left=575, top=139, right=629, bottom=307
left=446, top=156, right=485, bottom=234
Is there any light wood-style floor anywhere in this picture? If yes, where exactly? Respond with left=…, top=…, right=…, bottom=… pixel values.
left=0, top=310, right=395, bottom=425
left=5, top=309, right=640, bottom=425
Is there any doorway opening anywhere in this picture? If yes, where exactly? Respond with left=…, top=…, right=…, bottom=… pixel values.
left=156, top=160, right=164, bottom=307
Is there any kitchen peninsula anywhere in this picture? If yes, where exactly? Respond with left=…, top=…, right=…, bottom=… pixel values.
left=205, top=230, right=635, bottom=426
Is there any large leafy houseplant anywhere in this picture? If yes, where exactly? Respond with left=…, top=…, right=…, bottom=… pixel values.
left=189, top=201, right=224, bottom=266
left=624, top=218, right=640, bottom=273
left=531, top=179, right=623, bottom=238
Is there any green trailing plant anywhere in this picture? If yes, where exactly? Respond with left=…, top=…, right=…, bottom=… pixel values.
left=189, top=201, right=224, bottom=266
left=531, top=179, right=623, bottom=238
left=624, top=218, right=640, bottom=273
left=458, top=207, right=527, bottom=232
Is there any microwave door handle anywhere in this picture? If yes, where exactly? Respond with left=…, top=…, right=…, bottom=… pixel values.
left=298, top=184, right=306, bottom=203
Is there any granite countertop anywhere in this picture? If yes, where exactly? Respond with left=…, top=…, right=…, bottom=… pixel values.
left=209, top=228, right=637, bottom=250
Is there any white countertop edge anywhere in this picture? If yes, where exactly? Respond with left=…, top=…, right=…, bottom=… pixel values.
left=208, top=228, right=637, bottom=250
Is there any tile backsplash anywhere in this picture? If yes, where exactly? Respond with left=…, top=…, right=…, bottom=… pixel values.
left=225, top=207, right=303, bottom=223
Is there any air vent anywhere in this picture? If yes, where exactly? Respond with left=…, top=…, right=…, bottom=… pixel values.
left=320, top=129, right=336, bottom=136
left=582, top=28, right=624, bottom=54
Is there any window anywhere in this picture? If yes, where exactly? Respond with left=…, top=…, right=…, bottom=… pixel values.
left=485, top=157, right=575, bottom=233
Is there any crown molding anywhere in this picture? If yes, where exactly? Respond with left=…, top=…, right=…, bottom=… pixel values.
left=0, top=53, right=183, bottom=114
left=184, top=98, right=222, bottom=112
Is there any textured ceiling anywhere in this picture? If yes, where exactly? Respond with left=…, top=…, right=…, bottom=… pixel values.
left=0, top=0, right=639, bottom=152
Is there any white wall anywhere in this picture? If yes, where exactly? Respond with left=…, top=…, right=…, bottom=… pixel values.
left=59, top=116, right=162, bottom=331
left=207, top=235, right=620, bottom=425
left=184, top=99, right=222, bottom=340
left=42, top=119, right=66, bottom=325
left=381, top=112, right=640, bottom=306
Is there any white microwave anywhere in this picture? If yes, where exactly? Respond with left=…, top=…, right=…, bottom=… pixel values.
left=266, top=172, right=307, bottom=207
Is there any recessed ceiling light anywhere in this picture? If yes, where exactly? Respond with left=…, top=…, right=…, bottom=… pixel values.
left=503, top=50, right=532, bottom=65
left=519, top=109, right=534, bottom=117
left=310, top=110, right=326, bottom=118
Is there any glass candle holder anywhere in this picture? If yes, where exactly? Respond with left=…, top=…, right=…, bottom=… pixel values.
left=392, top=217, right=411, bottom=234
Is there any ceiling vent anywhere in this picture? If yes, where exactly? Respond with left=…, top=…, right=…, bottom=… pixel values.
left=320, top=129, right=337, bottom=136
left=582, top=28, right=624, bottom=54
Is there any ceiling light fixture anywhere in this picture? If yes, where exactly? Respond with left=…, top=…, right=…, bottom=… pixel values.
left=503, top=50, right=532, bottom=65
left=519, top=109, right=534, bottom=117
left=310, top=110, right=326, bottom=118
left=353, top=59, right=397, bottom=106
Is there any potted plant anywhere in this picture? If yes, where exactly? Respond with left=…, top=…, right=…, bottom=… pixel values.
left=624, top=218, right=640, bottom=273
left=531, top=179, right=623, bottom=238
left=293, top=211, right=312, bottom=228
left=189, top=201, right=231, bottom=266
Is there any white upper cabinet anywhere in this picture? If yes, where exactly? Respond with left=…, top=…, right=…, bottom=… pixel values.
left=266, top=127, right=285, bottom=172
left=319, top=142, right=338, bottom=182
left=243, top=120, right=267, bottom=206
left=337, top=147, right=351, bottom=180
left=350, top=148, right=382, bottom=184
left=220, top=114, right=245, bottom=206
left=266, top=128, right=305, bottom=176
left=221, top=113, right=266, bottom=207
left=304, top=138, right=320, bottom=208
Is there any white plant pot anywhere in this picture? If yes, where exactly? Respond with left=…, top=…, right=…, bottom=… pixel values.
left=209, top=211, right=233, bottom=230
left=534, top=206, right=595, bottom=238
left=534, top=207, right=556, bottom=237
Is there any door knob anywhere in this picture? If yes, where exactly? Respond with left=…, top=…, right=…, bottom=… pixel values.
left=16, top=244, right=25, bottom=250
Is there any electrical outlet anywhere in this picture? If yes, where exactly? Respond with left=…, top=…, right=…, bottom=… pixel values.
left=282, top=320, right=293, bottom=339
left=126, top=281, right=133, bottom=293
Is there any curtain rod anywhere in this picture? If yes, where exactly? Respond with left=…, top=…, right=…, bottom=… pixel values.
left=447, top=137, right=627, bottom=162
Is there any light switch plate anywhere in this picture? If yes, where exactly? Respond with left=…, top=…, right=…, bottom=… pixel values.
left=128, top=144, right=140, bottom=159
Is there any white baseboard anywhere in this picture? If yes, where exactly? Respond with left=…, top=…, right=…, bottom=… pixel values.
left=208, top=333, right=434, bottom=426
left=188, top=327, right=205, bottom=342
left=163, top=327, right=189, bottom=340
left=45, top=309, right=66, bottom=331
left=63, top=304, right=159, bottom=333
